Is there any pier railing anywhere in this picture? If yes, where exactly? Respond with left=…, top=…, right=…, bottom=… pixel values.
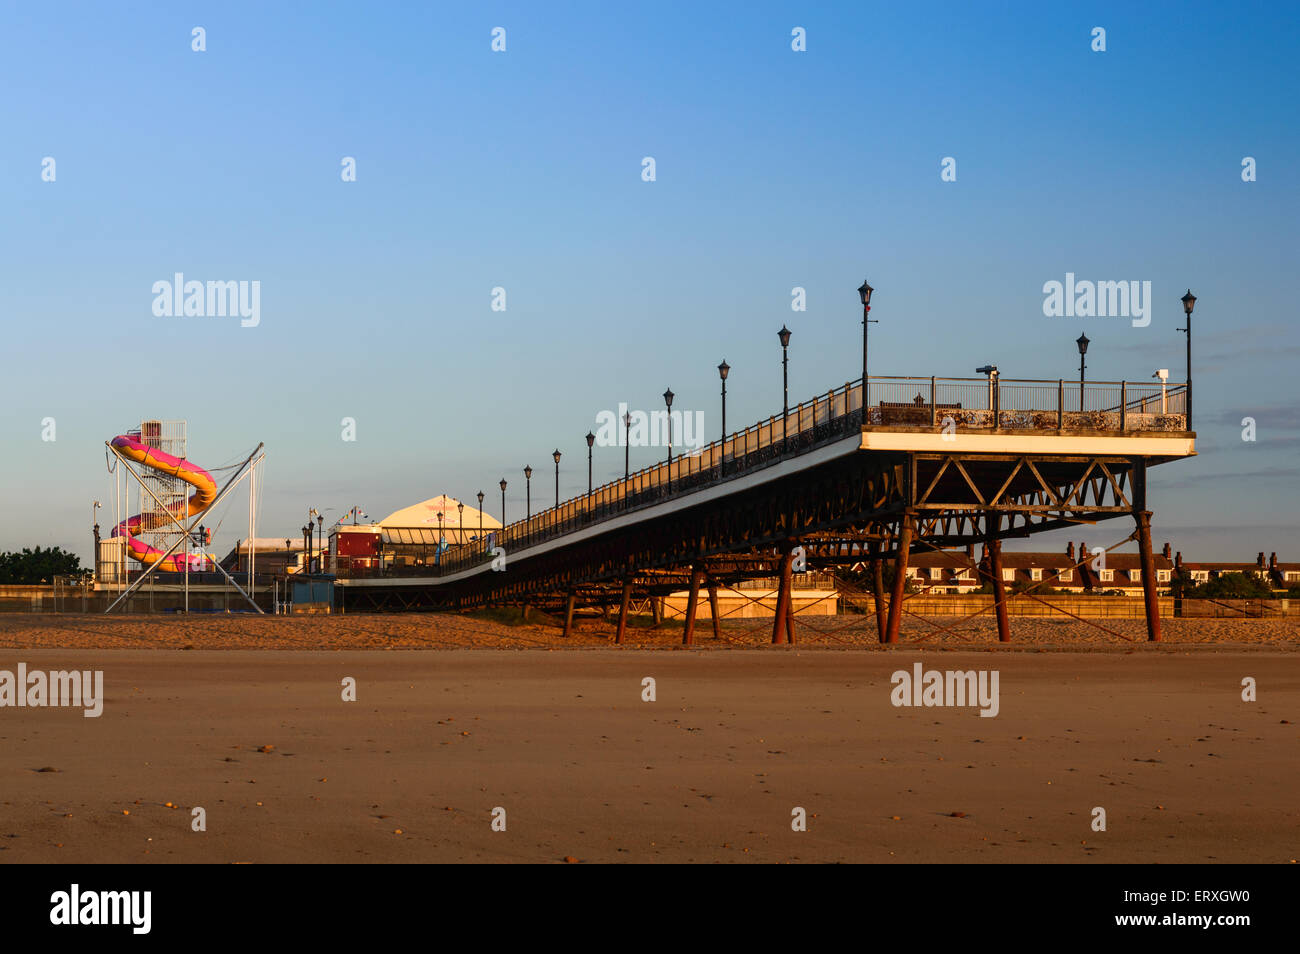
left=393, top=376, right=1189, bottom=578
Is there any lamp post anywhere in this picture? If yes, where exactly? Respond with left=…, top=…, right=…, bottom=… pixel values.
left=623, top=411, right=631, bottom=479
left=663, top=388, right=674, bottom=492
left=1179, top=290, right=1196, bottom=428
left=778, top=326, right=791, bottom=450
left=457, top=501, right=464, bottom=546
left=476, top=490, right=485, bottom=542
left=858, top=279, right=876, bottom=416
left=552, top=450, right=562, bottom=508
left=1076, top=333, right=1089, bottom=412
left=718, top=360, right=729, bottom=476
left=585, top=432, right=595, bottom=494
left=437, top=510, right=444, bottom=563
left=499, top=479, right=507, bottom=526
left=92, top=500, right=101, bottom=577
left=316, top=514, right=324, bottom=574
left=301, top=525, right=310, bottom=574
left=524, top=465, right=532, bottom=518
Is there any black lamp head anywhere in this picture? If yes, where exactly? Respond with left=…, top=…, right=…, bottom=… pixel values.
left=857, top=279, right=874, bottom=307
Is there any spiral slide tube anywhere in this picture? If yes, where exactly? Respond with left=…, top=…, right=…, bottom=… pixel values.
left=110, top=434, right=218, bottom=571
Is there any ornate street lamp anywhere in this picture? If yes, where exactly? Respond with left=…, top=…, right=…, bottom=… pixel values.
left=524, top=465, right=532, bottom=518
left=552, top=449, right=562, bottom=508
left=1076, top=333, right=1090, bottom=412
left=717, top=360, right=729, bottom=476
left=585, top=431, right=595, bottom=494
left=476, top=490, right=485, bottom=541
left=1179, top=290, right=1196, bottom=428
left=858, top=279, right=876, bottom=414
left=778, top=326, right=791, bottom=450
left=663, top=388, right=674, bottom=492
left=499, top=479, right=507, bottom=526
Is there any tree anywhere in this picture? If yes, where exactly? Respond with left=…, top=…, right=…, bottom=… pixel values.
left=0, top=547, right=89, bottom=584
left=1182, top=572, right=1272, bottom=600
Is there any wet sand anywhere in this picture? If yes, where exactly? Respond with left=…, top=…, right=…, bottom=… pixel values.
left=2, top=647, right=1295, bottom=863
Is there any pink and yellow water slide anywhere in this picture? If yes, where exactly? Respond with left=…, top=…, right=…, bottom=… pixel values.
left=111, top=434, right=218, bottom=571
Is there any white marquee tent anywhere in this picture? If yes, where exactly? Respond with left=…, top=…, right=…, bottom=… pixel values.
left=376, top=494, right=501, bottom=546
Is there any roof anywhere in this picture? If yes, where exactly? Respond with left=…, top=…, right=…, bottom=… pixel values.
left=234, top=537, right=309, bottom=551
left=997, top=551, right=1077, bottom=569
left=909, top=551, right=976, bottom=568
left=377, top=495, right=502, bottom=531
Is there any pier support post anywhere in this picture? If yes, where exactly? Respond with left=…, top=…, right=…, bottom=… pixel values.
left=786, top=582, right=797, bottom=645
left=883, top=512, right=914, bottom=645
left=1133, top=459, right=1162, bottom=643
left=651, top=594, right=662, bottom=628
left=615, top=578, right=633, bottom=644
left=868, top=539, right=887, bottom=642
left=771, top=543, right=794, bottom=644
left=707, top=579, right=722, bottom=640
left=1135, top=511, right=1162, bottom=643
left=562, top=591, right=576, bottom=638
left=682, top=565, right=704, bottom=645
left=986, top=520, right=1011, bottom=643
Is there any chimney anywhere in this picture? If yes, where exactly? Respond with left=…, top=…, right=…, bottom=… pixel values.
left=1257, top=551, right=1265, bottom=568
left=1162, top=542, right=1171, bottom=559
left=1270, top=552, right=1278, bottom=570
left=1067, top=542, right=1075, bottom=561
left=1175, top=551, right=1182, bottom=568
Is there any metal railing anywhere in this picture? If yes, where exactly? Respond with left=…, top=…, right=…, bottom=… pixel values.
left=370, top=375, right=1189, bottom=580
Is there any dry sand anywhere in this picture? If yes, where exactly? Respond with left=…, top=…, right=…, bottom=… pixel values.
left=0, top=611, right=1296, bottom=651
left=0, top=615, right=1296, bottom=863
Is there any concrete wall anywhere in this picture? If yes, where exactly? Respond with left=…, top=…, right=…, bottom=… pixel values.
left=662, top=587, right=839, bottom=620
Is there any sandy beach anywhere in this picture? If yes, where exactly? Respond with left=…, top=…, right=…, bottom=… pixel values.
left=0, top=611, right=1296, bottom=651
left=1, top=619, right=1295, bottom=863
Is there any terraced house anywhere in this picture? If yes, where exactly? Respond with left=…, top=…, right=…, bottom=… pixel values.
left=974, top=541, right=1175, bottom=595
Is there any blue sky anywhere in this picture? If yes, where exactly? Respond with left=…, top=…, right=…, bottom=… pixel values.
left=1, top=0, right=1296, bottom=564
